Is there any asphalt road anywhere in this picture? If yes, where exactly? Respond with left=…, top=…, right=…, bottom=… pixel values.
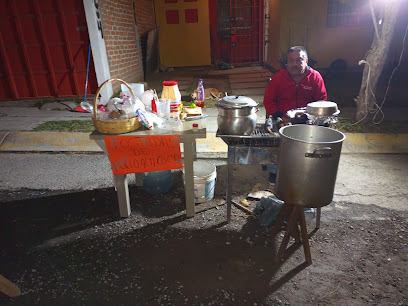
left=0, top=153, right=407, bottom=212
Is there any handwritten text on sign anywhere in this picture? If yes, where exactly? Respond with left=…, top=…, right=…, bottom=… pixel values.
left=104, top=135, right=183, bottom=175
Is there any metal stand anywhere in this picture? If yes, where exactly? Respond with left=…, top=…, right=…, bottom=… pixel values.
left=225, top=145, right=279, bottom=222
left=217, top=125, right=280, bottom=222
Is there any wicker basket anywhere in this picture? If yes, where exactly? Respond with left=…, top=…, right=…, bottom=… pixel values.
left=93, top=78, right=141, bottom=134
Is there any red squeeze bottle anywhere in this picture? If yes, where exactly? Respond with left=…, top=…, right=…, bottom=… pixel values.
left=151, top=97, right=157, bottom=113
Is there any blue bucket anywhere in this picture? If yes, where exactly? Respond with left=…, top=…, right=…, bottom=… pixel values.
left=142, top=170, right=172, bottom=195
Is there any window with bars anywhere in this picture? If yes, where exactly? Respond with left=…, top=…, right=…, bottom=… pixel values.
left=327, top=0, right=371, bottom=27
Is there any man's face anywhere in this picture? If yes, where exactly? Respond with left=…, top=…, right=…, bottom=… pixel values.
left=287, top=51, right=308, bottom=79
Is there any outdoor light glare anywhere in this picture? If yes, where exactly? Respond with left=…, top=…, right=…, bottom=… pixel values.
left=378, top=18, right=383, bottom=25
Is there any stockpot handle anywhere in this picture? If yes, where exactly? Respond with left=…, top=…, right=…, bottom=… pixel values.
left=305, top=147, right=333, bottom=158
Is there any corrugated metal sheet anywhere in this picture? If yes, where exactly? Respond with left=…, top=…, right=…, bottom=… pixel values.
left=0, top=0, right=97, bottom=101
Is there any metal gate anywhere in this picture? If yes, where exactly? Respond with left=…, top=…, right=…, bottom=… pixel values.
left=0, top=0, right=97, bottom=101
left=210, top=0, right=263, bottom=66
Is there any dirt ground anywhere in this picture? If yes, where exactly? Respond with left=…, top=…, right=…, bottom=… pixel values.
left=1, top=160, right=407, bottom=305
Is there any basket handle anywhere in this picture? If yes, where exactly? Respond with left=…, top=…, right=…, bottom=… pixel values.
left=93, top=78, right=136, bottom=121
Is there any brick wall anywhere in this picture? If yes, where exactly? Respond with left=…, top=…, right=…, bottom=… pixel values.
left=99, top=0, right=145, bottom=93
left=135, top=0, right=156, bottom=37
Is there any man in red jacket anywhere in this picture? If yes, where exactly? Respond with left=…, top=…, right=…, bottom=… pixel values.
left=264, top=46, right=327, bottom=124
left=264, top=46, right=327, bottom=184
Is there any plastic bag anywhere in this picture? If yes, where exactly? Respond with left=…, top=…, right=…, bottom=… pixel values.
left=136, top=109, right=153, bottom=129
left=148, top=111, right=164, bottom=127
left=253, top=195, right=284, bottom=226
left=106, top=98, right=122, bottom=113
left=120, top=94, right=145, bottom=118
left=140, top=90, right=154, bottom=111
left=80, top=101, right=93, bottom=113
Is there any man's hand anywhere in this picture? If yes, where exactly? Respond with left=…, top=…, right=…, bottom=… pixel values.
left=281, top=115, right=291, bottom=124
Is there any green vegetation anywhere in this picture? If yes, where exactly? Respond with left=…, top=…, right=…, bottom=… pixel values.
left=110, top=90, right=121, bottom=99
left=33, top=120, right=94, bottom=132
left=335, top=118, right=408, bottom=134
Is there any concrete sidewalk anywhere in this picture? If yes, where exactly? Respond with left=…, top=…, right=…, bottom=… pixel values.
left=0, top=102, right=408, bottom=154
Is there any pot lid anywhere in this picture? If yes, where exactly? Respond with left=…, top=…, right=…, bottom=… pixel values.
left=217, top=95, right=258, bottom=108
left=306, top=101, right=339, bottom=116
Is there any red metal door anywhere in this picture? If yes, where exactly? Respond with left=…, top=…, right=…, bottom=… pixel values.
left=209, top=0, right=263, bottom=67
left=0, top=0, right=97, bottom=101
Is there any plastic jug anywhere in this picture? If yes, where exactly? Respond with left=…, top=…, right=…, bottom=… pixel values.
left=161, top=81, right=181, bottom=120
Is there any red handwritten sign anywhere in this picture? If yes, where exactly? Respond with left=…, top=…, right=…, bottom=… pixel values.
left=104, top=135, right=183, bottom=175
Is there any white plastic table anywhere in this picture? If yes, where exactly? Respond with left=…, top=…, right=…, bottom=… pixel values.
left=89, top=120, right=206, bottom=218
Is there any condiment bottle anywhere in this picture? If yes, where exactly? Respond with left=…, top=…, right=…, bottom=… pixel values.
left=161, top=81, right=182, bottom=120
left=196, top=78, right=205, bottom=108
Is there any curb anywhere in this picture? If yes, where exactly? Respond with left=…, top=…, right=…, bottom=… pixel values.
left=1, top=131, right=408, bottom=154
left=0, top=132, right=101, bottom=152
left=342, top=133, right=408, bottom=154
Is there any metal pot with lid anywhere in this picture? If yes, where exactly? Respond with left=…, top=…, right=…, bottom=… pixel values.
left=216, top=95, right=259, bottom=135
left=286, top=101, right=341, bottom=126
left=306, top=101, right=339, bottom=117
left=306, top=101, right=340, bottom=126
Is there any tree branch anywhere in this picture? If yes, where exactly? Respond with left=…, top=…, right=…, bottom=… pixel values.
left=369, top=0, right=380, bottom=41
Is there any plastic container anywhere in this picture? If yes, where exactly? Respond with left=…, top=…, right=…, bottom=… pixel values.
left=196, top=78, right=205, bottom=108
left=156, top=98, right=171, bottom=120
left=184, top=160, right=217, bottom=203
left=121, top=83, right=144, bottom=99
left=162, top=81, right=182, bottom=120
left=304, top=208, right=316, bottom=221
left=142, top=170, right=172, bottom=195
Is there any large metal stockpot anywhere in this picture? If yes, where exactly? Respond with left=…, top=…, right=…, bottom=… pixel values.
left=216, top=95, right=259, bottom=135
left=275, top=125, right=346, bottom=207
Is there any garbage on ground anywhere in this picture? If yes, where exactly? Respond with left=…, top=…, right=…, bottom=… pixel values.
left=304, top=208, right=316, bottom=221
left=240, top=199, right=250, bottom=206
left=231, top=199, right=253, bottom=214
left=253, top=195, right=284, bottom=226
left=80, top=101, right=93, bottom=113
left=247, top=182, right=274, bottom=199
left=75, top=105, right=89, bottom=113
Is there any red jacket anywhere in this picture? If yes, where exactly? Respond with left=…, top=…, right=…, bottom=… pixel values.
left=263, top=67, right=327, bottom=118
